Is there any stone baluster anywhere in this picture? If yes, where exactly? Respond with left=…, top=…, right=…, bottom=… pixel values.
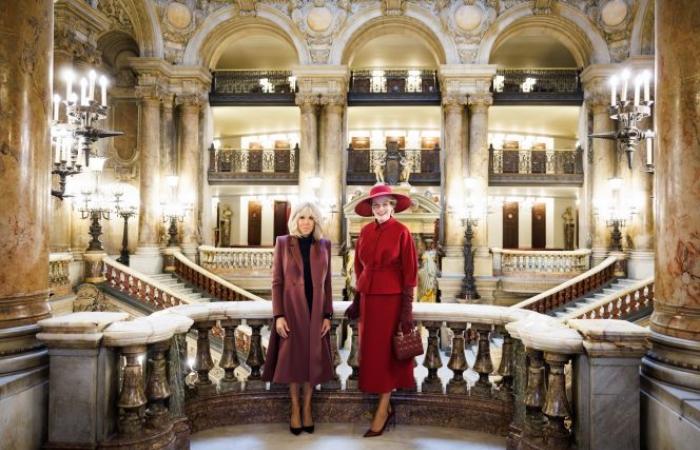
left=496, top=326, right=514, bottom=400
left=169, top=333, right=188, bottom=418
left=523, top=348, right=546, bottom=444
left=421, top=321, right=444, bottom=394
left=446, top=322, right=468, bottom=394
left=321, top=318, right=342, bottom=391
left=245, top=319, right=266, bottom=391
left=506, top=336, right=528, bottom=448
left=346, top=320, right=360, bottom=391
left=219, top=319, right=241, bottom=392
left=146, top=340, right=172, bottom=429
left=471, top=323, right=494, bottom=396
left=118, top=345, right=148, bottom=436
left=543, top=352, right=573, bottom=450
left=193, top=320, right=215, bottom=396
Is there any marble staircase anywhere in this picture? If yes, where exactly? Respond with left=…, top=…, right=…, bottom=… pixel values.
left=551, top=278, right=638, bottom=318
left=149, top=273, right=217, bottom=303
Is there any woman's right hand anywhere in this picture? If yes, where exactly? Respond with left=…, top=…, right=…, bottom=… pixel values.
left=276, top=317, right=290, bottom=338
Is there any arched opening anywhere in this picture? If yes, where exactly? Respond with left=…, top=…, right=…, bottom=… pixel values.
left=212, top=32, right=298, bottom=70
left=489, top=30, right=578, bottom=68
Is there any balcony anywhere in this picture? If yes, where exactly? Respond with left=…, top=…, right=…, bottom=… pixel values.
left=348, top=69, right=441, bottom=105
left=491, top=69, right=583, bottom=105
left=346, top=146, right=441, bottom=185
left=489, top=145, right=584, bottom=186
left=208, top=145, right=299, bottom=185
left=209, top=70, right=297, bottom=106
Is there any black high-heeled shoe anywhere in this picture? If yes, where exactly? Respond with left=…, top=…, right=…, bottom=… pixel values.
left=289, top=406, right=302, bottom=435
left=302, top=406, right=315, bottom=433
left=363, top=403, right=396, bottom=438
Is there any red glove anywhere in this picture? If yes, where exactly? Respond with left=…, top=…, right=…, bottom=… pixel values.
left=400, top=287, right=415, bottom=333
left=345, top=292, right=361, bottom=320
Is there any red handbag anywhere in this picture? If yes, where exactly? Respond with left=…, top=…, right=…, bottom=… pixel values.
left=392, top=326, right=424, bottom=360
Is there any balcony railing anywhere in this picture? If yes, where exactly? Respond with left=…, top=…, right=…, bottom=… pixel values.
left=492, top=248, right=591, bottom=276
left=348, top=69, right=440, bottom=105
left=208, top=145, right=299, bottom=185
left=562, top=276, right=654, bottom=321
left=39, top=296, right=650, bottom=450
left=346, top=147, right=440, bottom=185
left=491, top=68, right=583, bottom=105
left=489, top=145, right=584, bottom=186
left=210, top=70, right=297, bottom=106
left=199, top=245, right=274, bottom=275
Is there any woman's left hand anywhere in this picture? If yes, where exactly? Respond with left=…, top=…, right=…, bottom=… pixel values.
left=320, top=318, right=331, bottom=337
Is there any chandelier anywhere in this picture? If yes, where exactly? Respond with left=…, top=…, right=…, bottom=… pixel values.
left=51, top=68, right=123, bottom=199
left=589, top=69, right=655, bottom=172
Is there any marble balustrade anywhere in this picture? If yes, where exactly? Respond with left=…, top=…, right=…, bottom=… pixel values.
left=199, top=245, right=274, bottom=274
left=49, top=252, right=73, bottom=297
left=512, top=255, right=621, bottom=314
left=36, top=293, right=649, bottom=449
left=492, top=248, right=591, bottom=276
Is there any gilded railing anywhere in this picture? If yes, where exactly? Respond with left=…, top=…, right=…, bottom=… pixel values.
left=209, top=146, right=298, bottom=174
left=173, top=252, right=264, bottom=302
left=199, top=245, right=274, bottom=274
left=512, top=255, right=621, bottom=314
left=492, top=248, right=591, bottom=276
left=49, top=252, right=73, bottom=296
left=562, top=277, right=654, bottom=321
left=346, top=147, right=441, bottom=184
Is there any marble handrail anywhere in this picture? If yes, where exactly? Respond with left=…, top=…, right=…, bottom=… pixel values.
left=37, top=300, right=659, bottom=449
left=49, top=252, right=73, bottom=296
left=103, top=257, right=199, bottom=309
left=173, top=251, right=265, bottom=302
left=199, top=245, right=274, bottom=273
left=561, top=277, right=654, bottom=320
left=491, top=248, right=591, bottom=275
left=511, top=255, right=620, bottom=313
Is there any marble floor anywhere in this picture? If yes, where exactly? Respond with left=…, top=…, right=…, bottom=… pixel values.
left=191, top=423, right=507, bottom=450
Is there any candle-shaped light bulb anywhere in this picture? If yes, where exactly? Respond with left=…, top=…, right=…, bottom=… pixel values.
left=53, top=136, right=60, bottom=164
left=610, top=75, right=618, bottom=106
left=634, top=74, right=642, bottom=106
left=643, top=71, right=651, bottom=103
left=646, top=136, right=653, bottom=166
left=99, top=75, right=108, bottom=106
left=620, top=69, right=630, bottom=102
left=63, top=69, right=75, bottom=101
left=80, top=78, right=88, bottom=106
left=88, top=70, right=96, bottom=102
left=52, top=94, right=61, bottom=121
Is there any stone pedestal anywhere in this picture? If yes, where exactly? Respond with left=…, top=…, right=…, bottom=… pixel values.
left=568, top=320, right=649, bottom=450
left=83, top=251, right=107, bottom=284
left=162, top=246, right=180, bottom=273
left=130, top=246, right=163, bottom=275
left=37, top=312, right=128, bottom=447
left=627, top=250, right=654, bottom=279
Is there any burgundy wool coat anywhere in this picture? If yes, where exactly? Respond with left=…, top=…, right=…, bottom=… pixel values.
left=262, top=235, right=335, bottom=385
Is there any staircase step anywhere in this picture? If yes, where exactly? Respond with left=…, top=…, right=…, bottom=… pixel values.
left=151, top=274, right=174, bottom=280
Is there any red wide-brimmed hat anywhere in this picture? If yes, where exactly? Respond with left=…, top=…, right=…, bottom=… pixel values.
left=354, top=184, right=412, bottom=217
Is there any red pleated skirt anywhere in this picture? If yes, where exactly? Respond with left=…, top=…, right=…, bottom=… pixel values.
left=358, top=294, right=416, bottom=393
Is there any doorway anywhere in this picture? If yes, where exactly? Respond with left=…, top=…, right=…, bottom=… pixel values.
left=503, top=202, right=519, bottom=249
left=273, top=201, right=291, bottom=242
left=247, top=200, right=262, bottom=246
left=531, top=203, right=546, bottom=249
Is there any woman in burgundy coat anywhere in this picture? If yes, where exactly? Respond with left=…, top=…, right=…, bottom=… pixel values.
left=345, top=184, right=417, bottom=437
left=262, top=201, right=334, bottom=435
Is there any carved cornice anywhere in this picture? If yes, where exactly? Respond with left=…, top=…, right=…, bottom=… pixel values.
left=129, top=57, right=211, bottom=100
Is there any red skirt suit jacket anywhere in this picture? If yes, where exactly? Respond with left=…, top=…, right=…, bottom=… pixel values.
left=262, top=235, right=335, bottom=385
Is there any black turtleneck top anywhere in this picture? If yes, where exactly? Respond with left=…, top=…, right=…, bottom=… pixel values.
left=298, top=235, right=314, bottom=315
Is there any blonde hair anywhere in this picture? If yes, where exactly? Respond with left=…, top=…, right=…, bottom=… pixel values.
left=287, top=201, right=325, bottom=240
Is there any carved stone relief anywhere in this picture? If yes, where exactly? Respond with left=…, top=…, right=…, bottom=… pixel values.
left=436, top=0, right=497, bottom=64
left=289, top=0, right=350, bottom=64
left=97, top=0, right=136, bottom=35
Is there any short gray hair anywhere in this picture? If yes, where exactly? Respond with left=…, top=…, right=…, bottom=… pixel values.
left=287, top=201, right=325, bottom=240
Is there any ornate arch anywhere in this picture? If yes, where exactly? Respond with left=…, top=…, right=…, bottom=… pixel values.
left=476, top=3, right=610, bottom=66
left=182, top=4, right=309, bottom=68
left=630, top=0, right=655, bottom=56
left=120, top=0, right=163, bottom=57
left=329, top=4, right=459, bottom=66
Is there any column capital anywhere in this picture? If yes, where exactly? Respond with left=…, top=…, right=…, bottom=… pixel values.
left=468, top=93, right=493, bottom=112
left=295, top=93, right=321, bottom=112
left=319, top=94, right=346, bottom=109
left=175, top=94, right=203, bottom=109
left=438, top=64, right=497, bottom=97
left=442, top=95, right=467, bottom=114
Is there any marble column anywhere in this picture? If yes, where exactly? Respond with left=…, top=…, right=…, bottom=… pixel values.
left=441, top=95, right=468, bottom=276
left=160, top=95, right=175, bottom=178
left=320, top=96, right=344, bottom=248
left=586, top=95, right=617, bottom=265
left=0, top=0, right=53, bottom=374
left=132, top=94, right=162, bottom=274
left=643, top=0, right=700, bottom=391
left=296, top=95, right=319, bottom=200
left=468, top=93, right=493, bottom=277
left=177, top=95, right=201, bottom=261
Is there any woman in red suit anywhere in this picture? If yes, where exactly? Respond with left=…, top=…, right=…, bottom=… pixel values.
left=262, top=201, right=334, bottom=435
left=345, top=184, right=417, bottom=437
